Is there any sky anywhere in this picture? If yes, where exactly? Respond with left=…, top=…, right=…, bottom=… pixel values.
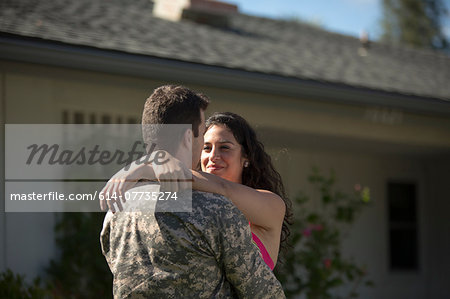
left=229, top=0, right=450, bottom=41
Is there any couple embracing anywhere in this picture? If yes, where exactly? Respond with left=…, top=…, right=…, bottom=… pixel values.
left=100, top=85, right=292, bottom=298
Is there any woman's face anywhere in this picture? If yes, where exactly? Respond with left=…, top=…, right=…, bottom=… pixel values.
left=201, top=125, right=247, bottom=183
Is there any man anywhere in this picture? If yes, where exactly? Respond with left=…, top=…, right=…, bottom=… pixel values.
left=100, top=85, right=285, bottom=298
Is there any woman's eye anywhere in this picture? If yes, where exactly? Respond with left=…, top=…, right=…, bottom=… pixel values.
left=203, top=146, right=211, bottom=151
left=221, top=146, right=230, bottom=150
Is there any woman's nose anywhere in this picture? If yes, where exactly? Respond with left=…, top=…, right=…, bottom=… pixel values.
left=210, top=147, right=220, bottom=161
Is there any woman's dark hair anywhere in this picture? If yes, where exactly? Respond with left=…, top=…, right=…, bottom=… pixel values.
left=206, top=112, right=293, bottom=254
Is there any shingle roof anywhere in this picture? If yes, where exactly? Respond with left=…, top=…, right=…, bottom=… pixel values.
left=1, top=0, right=450, bottom=100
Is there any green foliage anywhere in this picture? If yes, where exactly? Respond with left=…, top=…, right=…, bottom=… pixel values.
left=45, top=212, right=112, bottom=298
left=380, top=0, right=449, bottom=50
left=0, top=269, right=53, bottom=299
left=275, top=168, right=373, bottom=298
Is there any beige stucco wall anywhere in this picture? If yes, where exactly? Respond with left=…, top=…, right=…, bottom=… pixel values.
left=1, top=60, right=449, bottom=297
left=201, top=86, right=450, bottom=150
left=3, top=60, right=450, bottom=149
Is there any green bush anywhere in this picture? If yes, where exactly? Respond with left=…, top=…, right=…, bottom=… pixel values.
left=46, top=212, right=112, bottom=298
left=0, top=269, right=52, bottom=299
left=275, top=168, right=374, bottom=298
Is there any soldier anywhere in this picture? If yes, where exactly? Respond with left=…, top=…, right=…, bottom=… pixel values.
left=100, top=85, right=285, bottom=298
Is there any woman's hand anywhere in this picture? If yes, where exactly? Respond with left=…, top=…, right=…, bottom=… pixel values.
left=152, top=153, right=192, bottom=193
left=99, top=150, right=192, bottom=212
left=99, top=157, right=155, bottom=212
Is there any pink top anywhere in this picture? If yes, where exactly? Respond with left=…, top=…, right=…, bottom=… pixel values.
left=251, top=232, right=275, bottom=270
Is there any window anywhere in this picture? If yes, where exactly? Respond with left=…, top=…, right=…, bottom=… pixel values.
left=388, top=182, right=418, bottom=271
left=74, top=112, right=85, bottom=124
left=101, top=114, right=111, bottom=124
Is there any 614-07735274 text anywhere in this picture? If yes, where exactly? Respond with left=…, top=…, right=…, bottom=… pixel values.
left=101, top=191, right=178, bottom=202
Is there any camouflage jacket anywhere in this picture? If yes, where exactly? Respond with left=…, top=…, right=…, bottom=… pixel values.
left=100, top=188, right=286, bottom=299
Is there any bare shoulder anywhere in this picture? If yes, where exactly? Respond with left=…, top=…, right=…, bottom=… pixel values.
left=256, top=189, right=286, bottom=214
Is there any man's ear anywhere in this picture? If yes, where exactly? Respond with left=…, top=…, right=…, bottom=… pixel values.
left=182, top=128, right=193, bottom=148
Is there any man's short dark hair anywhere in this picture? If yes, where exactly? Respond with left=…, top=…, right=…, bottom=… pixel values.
left=142, top=85, right=209, bottom=153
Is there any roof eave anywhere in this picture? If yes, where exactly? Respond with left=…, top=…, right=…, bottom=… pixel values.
left=1, top=35, right=449, bottom=117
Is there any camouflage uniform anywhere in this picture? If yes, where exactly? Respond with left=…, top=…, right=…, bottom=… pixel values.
left=100, top=188, right=286, bottom=298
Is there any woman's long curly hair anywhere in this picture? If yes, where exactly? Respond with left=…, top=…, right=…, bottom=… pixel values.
left=205, top=112, right=293, bottom=254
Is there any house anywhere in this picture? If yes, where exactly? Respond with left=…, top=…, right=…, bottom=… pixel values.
left=1, top=0, right=449, bottom=298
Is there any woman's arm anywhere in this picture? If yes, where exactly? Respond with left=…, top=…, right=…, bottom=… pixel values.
left=191, top=171, right=285, bottom=232
left=100, top=151, right=285, bottom=231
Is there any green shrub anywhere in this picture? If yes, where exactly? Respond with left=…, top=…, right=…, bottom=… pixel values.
left=275, top=168, right=374, bottom=298
left=0, top=269, right=52, bottom=299
left=46, top=212, right=112, bottom=298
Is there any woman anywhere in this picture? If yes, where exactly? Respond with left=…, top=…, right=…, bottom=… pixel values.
left=102, top=112, right=292, bottom=269
left=197, top=112, right=292, bottom=269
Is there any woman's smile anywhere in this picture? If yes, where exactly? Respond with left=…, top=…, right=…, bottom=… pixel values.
left=206, top=164, right=224, bottom=172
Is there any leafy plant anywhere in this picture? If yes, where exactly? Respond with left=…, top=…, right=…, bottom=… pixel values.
left=275, top=168, right=373, bottom=298
left=0, top=268, right=53, bottom=299
left=45, top=212, right=112, bottom=298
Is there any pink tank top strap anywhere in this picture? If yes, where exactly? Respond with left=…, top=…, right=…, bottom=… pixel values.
left=251, top=231, right=275, bottom=270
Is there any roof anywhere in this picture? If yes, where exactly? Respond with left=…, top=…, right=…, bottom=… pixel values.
left=1, top=0, right=450, bottom=100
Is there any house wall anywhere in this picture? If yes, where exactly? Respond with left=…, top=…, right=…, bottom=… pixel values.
left=1, top=60, right=449, bottom=298
left=425, top=157, right=450, bottom=298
